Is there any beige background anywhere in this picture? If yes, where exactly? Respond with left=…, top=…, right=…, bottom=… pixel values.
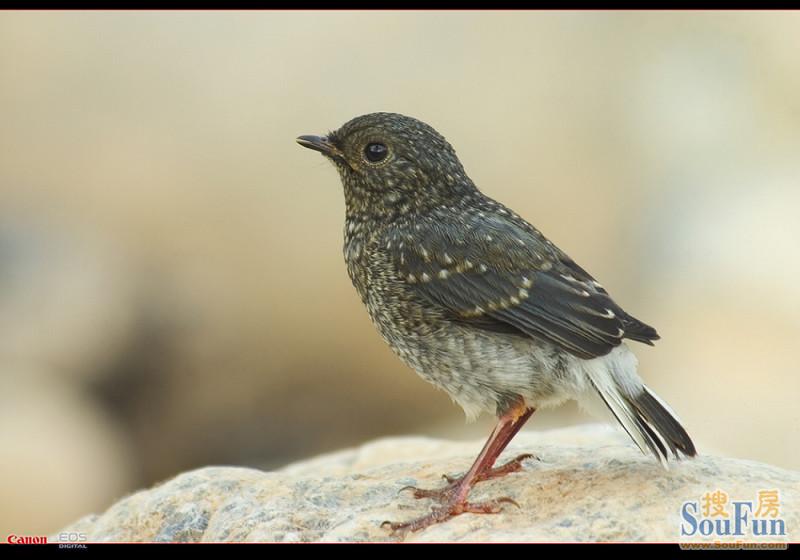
left=1, top=11, right=798, bottom=536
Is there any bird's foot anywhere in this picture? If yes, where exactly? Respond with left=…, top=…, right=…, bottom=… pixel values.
left=443, top=452, right=537, bottom=484
left=382, top=496, right=519, bottom=537
left=399, top=453, right=536, bottom=502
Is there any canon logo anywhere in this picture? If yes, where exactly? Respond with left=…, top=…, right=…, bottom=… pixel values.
left=7, top=534, right=48, bottom=544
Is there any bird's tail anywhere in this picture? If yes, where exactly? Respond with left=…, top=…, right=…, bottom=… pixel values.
left=586, top=368, right=696, bottom=468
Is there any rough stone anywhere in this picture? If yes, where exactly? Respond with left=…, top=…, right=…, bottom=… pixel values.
left=60, top=425, right=800, bottom=542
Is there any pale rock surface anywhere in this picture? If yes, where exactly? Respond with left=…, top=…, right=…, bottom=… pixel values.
left=61, top=425, right=800, bottom=542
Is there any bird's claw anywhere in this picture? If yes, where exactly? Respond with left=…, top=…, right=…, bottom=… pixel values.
left=382, top=497, right=519, bottom=536
left=399, top=483, right=456, bottom=501
left=409, top=453, right=536, bottom=500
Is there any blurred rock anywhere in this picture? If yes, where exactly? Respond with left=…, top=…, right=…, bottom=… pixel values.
left=60, top=425, right=799, bottom=542
left=0, top=217, right=139, bottom=381
left=0, top=218, right=139, bottom=536
left=0, top=374, right=133, bottom=536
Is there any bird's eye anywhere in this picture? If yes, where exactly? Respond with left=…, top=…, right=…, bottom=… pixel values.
left=364, top=142, right=388, bottom=163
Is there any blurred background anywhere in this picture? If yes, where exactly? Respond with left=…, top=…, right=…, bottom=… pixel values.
left=1, top=11, right=799, bottom=536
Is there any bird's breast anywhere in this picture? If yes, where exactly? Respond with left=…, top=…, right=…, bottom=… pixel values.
left=340, top=226, right=581, bottom=418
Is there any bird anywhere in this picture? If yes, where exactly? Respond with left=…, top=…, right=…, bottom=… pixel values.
left=296, top=112, right=696, bottom=534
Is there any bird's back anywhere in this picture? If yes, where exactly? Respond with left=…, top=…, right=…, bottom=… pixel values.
left=301, top=111, right=693, bottom=466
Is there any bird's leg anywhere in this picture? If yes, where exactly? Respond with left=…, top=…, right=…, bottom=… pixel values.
left=384, top=402, right=536, bottom=535
left=441, top=452, right=537, bottom=485
left=401, top=404, right=536, bottom=502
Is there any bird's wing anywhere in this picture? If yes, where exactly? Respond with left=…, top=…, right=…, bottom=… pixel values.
left=386, top=209, right=657, bottom=359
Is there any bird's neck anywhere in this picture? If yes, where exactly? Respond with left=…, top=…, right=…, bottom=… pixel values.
left=343, top=178, right=481, bottom=228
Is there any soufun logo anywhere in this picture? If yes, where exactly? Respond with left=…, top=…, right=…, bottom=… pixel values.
left=681, top=489, right=787, bottom=539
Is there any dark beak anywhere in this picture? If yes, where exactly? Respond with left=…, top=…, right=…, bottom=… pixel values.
left=296, top=135, right=342, bottom=158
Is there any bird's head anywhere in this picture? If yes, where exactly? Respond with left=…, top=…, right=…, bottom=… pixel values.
left=297, top=112, right=476, bottom=221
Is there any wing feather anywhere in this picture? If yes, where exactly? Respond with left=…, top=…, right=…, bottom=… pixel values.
left=386, top=209, right=657, bottom=359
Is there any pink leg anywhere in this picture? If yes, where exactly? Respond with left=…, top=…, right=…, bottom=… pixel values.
left=384, top=402, right=536, bottom=535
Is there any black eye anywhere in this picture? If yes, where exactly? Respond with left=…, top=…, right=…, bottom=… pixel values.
left=364, top=142, right=388, bottom=163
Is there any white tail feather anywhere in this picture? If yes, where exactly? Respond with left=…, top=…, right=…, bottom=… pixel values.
left=578, top=346, right=676, bottom=469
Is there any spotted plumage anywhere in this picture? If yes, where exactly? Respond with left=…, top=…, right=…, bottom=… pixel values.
left=297, top=112, right=695, bottom=533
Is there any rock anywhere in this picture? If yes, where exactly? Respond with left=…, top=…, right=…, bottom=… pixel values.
left=60, top=425, right=800, bottom=542
left=0, top=374, right=133, bottom=536
left=0, top=219, right=138, bottom=535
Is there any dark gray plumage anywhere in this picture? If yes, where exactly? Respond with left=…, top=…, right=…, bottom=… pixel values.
left=297, top=112, right=695, bottom=533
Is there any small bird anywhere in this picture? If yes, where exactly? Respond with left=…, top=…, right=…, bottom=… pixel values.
left=296, top=112, right=696, bottom=534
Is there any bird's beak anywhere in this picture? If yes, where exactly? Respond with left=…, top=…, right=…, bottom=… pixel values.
left=296, top=135, right=342, bottom=158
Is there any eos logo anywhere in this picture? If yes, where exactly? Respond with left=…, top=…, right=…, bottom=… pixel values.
left=56, top=532, right=88, bottom=543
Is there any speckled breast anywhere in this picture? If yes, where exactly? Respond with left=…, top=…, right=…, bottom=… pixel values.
left=342, top=224, right=562, bottom=420
left=344, top=226, right=453, bottom=380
